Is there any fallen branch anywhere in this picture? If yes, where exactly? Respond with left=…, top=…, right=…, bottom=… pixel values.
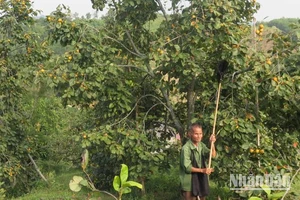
left=28, top=154, right=48, bottom=183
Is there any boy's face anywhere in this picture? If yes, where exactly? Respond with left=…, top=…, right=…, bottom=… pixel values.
left=189, top=127, right=203, bottom=144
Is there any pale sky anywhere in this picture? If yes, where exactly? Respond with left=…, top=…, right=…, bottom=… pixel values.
left=32, top=0, right=300, bottom=21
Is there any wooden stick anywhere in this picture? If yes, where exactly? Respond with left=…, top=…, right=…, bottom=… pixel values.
left=208, top=82, right=222, bottom=169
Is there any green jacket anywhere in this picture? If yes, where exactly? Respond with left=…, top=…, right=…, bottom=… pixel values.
left=179, top=139, right=210, bottom=191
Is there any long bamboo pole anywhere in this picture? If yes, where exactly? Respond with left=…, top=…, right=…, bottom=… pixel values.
left=208, top=82, right=222, bottom=168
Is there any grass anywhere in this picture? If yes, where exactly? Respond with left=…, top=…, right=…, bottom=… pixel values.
left=11, top=168, right=116, bottom=200
left=10, top=166, right=300, bottom=200
left=10, top=166, right=232, bottom=200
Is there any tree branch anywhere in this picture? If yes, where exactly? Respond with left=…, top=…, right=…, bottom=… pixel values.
left=28, top=154, right=48, bottom=183
left=144, top=62, right=184, bottom=137
left=281, top=167, right=300, bottom=199
left=110, top=94, right=172, bottom=127
left=104, top=35, right=142, bottom=57
left=231, top=65, right=254, bottom=81
left=160, top=88, right=184, bottom=136
left=154, top=0, right=168, bottom=21
left=116, top=64, right=149, bottom=74
left=125, top=30, right=145, bottom=57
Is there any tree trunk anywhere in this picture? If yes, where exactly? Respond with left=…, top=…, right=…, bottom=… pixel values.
left=187, top=77, right=196, bottom=130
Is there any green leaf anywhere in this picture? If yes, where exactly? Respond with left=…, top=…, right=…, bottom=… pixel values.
left=69, top=78, right=75, bottom=86
left=149, top=60, right=156, bottom=69
left=113, top=176, right=121, bottom=192
left=296, top=31, right=300, bottom=39
left=122, top=187, right=131, bottom=194
left=129, top=0, right=134, bottom=6
left=269, top=192, right=285, bottom=200
left=56, top=23, right=62, bottom=29
left=72, top=176, right=84, bottom=183
left=69, top=180, right=81, bottom=192
left=260, top=184, right=271, bottom=197
left=248, top=197, right=263, bottom=200
left=122, top=181, right=143, bottom=189
left=232, top=49, right=238, bottom=56
left=120, top=164, right=128, bottom=184
left=241, top=143, right=250, bottom=149
left=79, top=179, right=89, bottom=187
left=69, top=176, right=84, bottom=192
left=174, top=45, right=180, bottom=52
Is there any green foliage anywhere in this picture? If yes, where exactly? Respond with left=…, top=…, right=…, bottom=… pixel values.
left=10, top=164, right=300, bottom=199
left=12, top=168, right=109, bottom=200
left=0, top=0, right=51, bottom=196
left=0, top=181, right=5, bottom=200
left=77, top=123, right=179, bottom=190
left=113, top=164, right=143, bottom=200
left=1, top=0, right=300, bottom=198
left=69, top=176, right=89, bottom=192
left=42, top=0, right=300, bottom=194
left=138, top=166, right=181, bottom=200
left=69, top=150, right=142, bottom=200
left=247, top=184, right=285, bottom=200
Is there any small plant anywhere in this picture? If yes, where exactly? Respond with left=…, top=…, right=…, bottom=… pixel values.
left=69, top=149, right=142, bottom=200
left=113, top=164, right=143, bottom=200
left=248, top=184, right=285, bottom=200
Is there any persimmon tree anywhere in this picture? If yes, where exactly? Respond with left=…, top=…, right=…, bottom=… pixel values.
left=44, top=0, right=300, bottom=195
left=0, top=0, right=55, bottom=197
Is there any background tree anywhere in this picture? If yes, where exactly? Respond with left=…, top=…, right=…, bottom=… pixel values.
left=265, top=18, right=300, bottom=33
left=43, top=0, right=298, bottom=193
left=1, top=0, right=299, bottom=198
left=0, top=1, right=83, bottom=197
left=0, top=0, right=46, bottom=196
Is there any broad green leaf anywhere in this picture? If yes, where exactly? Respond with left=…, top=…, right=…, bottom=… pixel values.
left=69, top=179, right=82, bottom=192
left=79, top=179, right=89, bottom=187
left=122, top=181, right=143, bottom=189
left=120, top=164, right=128, bottom=184
left=113, top=176, right=121, bottom=192
left=72, top=176, right=84, bottom=183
